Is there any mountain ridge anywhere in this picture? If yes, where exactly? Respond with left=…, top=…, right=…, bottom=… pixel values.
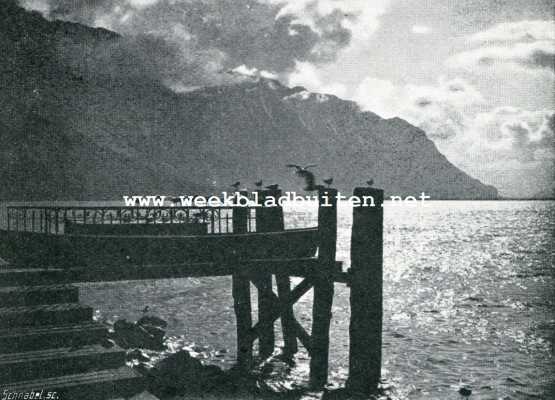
left=0, top=2, right=498, bottom=200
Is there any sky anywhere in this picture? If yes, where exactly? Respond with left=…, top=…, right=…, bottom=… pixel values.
left=21, top=0, right=555, bottom=197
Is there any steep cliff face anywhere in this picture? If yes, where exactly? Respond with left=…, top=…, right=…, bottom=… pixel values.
left=0, top=2, right=498, bottom=200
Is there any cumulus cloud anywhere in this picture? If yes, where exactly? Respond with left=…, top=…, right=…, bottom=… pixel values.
left=20, top=0, right=388, bottom=90
left=353, top=76, right=484, bottom=140
left=448, top=40, right=555, bottom=72
left=350, top=74, right=554, bottom=167
left=448, top=20, right=555, bottom=74
left=231, top=65, right=278, bottom=80
left=469, top=20, right=555, bottom=43
left=468, top=107, right=555, bottom=162
left=299, top=67, right=553, bottom=195
left=270, top=0, right=390, bottom=42
left=287, top=61, right=347, bottom=98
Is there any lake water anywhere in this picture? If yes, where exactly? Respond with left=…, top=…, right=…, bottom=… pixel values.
left=72, top=201, right=554, bottom=399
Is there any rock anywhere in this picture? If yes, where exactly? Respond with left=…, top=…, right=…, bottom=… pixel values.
left=147, top=350, right=229, bottom=396
left=458, top=387, right=472, bottom=396
left=111, top=319, right=165, bottom=350
left=191, top=344, right=208, bottom=353
left=126, top=349, right=150, bottom=362
left=137, top=315, right=168, bottom=328
left=141, top=325, right=165, bottom=340
left=128, top=391, right=160, bottom=400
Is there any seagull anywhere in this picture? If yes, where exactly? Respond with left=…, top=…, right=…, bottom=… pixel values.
left=286, top=164, right=317, bottom=191
left=265, top=184, right=279, bottom=190
left=231, top=181, right=241, bottom=190
left=323, top=178, right=333, bottom=187
left=286, top=164, right=317, bottom=172
left=254, top=180, right=263, bottom=188
left=366, top=179, right=374, bottom=187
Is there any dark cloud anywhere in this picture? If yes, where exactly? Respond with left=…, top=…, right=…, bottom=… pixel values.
left=446, top=82, right=467, bottom=92
left=527, top=49, right=555, bottom=70
left=415, top=97, right=433, bottom=107
left=505, top=123, right=535, bottom=161
left=22, top=0, right=355, bottom=89
left=504, top=112, right=555, bottom=162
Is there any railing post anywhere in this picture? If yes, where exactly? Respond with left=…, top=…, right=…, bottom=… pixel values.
left=346, top=187, right=383, bottom=396
left=55, top=208, right=59, bottom=234
left=232, top=194, right=252, bottom=370
left=46, top=209, right=50, bottom=234
left=310, top=187, right=337, bottom=388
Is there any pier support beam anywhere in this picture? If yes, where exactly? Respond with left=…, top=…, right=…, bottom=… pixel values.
left=260, top=188, right=298, bottom=357
left=232, top=202, right=252, bottom=370
left=309, top=188, right=337, bottom=388
left=254, top=189, right=282, bottom=359
left=346, top=187, right=383, bottom=396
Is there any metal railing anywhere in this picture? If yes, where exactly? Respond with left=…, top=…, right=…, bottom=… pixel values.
left=6, top=206, right=257, bottom=235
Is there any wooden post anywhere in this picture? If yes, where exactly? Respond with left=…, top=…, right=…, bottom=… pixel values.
left=254, top=189, right=281, bottom=359
left=258, top=189, right=298, bottom=357
left=310, top=187, right=337, bottom=388
left=346, top=187, right=383, bottom=396
left=232, top=200, right=252, bottom=370
left=275, top=274, right=298, bottom=358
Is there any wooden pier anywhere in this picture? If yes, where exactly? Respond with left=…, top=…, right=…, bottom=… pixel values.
left=0, top=186, right=384, bottom=398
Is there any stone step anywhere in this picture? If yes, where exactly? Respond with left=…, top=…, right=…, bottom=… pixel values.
left=0, top=322, right=108, bottom=354
left=0, top=267, right=68, bottom=287
left=0, top=284, right=79, bottom=307
left=0, top=303, right=93, bottom=328
left=0, top=366, right=146, bottom=400
left=0, top=344, right=126, bottom=383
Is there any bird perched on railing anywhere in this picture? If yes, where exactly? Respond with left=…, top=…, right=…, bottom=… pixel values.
left=286, top=164, right=317, bottom=191
left=323, top=177, right=333, bottom=187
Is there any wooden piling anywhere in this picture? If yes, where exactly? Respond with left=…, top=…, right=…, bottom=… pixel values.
left=346, top=187, right=383, bottom=396
left=258, top=188, right=298, bottom=357
left=254, top=189, right=280, bottom=359
left=231, top=200, right=252, bottom=369
left=309, top=187, right=337, bottom=388
left=275, top=273, right=298, bottom=357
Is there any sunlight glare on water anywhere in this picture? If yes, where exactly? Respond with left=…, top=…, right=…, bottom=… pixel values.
left=78, top=200, right=554, bottom=399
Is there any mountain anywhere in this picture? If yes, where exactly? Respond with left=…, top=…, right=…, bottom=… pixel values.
left=0, top=1, right=498, bottom=200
